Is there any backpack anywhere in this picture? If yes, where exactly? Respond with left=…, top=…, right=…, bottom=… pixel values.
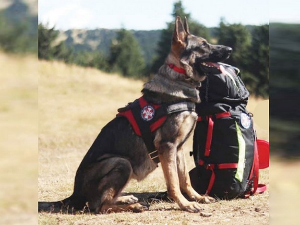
left=189, top=63, right=268, bottom=199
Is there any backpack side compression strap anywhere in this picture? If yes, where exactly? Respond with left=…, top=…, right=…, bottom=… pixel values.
left=245, top=137, right=260, bottom=196
left=197, top=111, right=231, bottom=157
left=199, top=159, right=238, bottom=195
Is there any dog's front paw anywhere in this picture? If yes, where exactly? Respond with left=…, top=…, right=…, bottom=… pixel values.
left=180, top=201, right=202, bottom=213
left=196, top=195, right=216, bottom=204
left=116, top=195, right=139, bottom=204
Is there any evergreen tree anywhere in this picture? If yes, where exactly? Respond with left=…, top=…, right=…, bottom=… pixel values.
left=108, top=29, right=145, bottom=77
left=217, top=20, right=263, bottom=96
left=151, top=0, right=210, bottom=74
left=38, top=23, right=59, bottom=60
left=218, top=20, right=251, bottom=68
left=0, top=12, right=31, bottom=53
left=218, top=21, right=269, bottom=98
left=52, top=42, right=74, bottom=63
left=0, top=0, right=37, bottom=53
left=269, top=23, right=300, bottom=156
left=73, top=51, right=108, bottom=71
left=72, top=51, right=90, bottom=67
left=247, top=25, right=269, bottom=98
left=38, top=23, right=72, bottom=62
left=91, top=52, right=109, bottom=72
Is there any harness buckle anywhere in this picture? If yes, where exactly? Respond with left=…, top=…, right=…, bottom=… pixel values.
left=149, top=150, right=158, bottom=159
left=206, top=164, right=214, bottom=170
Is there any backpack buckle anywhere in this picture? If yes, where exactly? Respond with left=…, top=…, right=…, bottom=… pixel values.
left=206, top=164, right=215, bottom=170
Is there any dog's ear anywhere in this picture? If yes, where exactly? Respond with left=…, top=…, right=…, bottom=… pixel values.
left=172, top=16, right=187, bottom=47
left=183, top=16, right=190, bottom=34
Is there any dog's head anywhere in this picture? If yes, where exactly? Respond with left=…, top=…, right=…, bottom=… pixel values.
left=168, top=17, right=232, bottom=82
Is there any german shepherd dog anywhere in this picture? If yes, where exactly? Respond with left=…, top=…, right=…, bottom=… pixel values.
left=38, top=17, right=232, bottom=213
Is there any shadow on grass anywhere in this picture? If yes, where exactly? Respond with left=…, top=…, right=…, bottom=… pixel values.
left=38, top=191, right=175, bottom=215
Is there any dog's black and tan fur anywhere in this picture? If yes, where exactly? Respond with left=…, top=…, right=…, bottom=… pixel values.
left=39, top=17, right=232, bottom=213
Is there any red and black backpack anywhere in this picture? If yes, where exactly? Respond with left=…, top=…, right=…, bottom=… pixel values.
left=189, top=63, right=268, bottom=199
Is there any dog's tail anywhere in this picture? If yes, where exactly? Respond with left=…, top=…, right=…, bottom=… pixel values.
left=38, top=201, right=64, bottom=213
left=38, top=195, right=86, bottom=213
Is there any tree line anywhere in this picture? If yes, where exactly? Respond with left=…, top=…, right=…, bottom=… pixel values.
left=0, top=4, right=37, bottom=54
left=269, top=23, right=300, bottom=157
left=38, top=24, right=146, bottom=79
left=38, top=1, right=268, bottom=98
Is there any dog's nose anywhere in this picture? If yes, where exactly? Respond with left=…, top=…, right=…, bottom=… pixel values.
left=226, top=47, right=232, bottom=53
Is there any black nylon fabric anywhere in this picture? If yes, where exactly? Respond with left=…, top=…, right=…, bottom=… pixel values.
left=199, top=65, right=249, bottom=105
left=190, top=64, right=256, bottom=199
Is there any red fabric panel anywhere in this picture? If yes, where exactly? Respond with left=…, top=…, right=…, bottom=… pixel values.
left=150, top=116, right=167, bottom=132
left=117, top=111, right=141, bottom=136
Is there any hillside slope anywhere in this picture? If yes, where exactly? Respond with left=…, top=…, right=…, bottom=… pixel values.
left=59, top=29, right=161, bottom=64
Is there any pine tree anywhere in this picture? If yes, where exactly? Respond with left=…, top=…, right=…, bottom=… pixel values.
left=38, top=23, right=73, bottom=62
left=218, top=20, right=251, bottom=68
left=0, top=12, right=31, bottom=53
left=108, top=29, right=145, bottom=78
left=151, top=0, right=210, bottom=74
left=218, top=20, right=261, bottom=96
left=38, top=23, right=60, bottom=60
left=247, top=25, right=269, bottom=98
left=72, top=51, right=108, bottom=71
left=218, top=21, right=269, bottom=98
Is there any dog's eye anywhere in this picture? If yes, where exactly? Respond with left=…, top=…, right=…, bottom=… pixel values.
left=201, top=42, right=208, bottom=47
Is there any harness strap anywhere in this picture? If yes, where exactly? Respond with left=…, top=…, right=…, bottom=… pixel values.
left=166, top=102, right=196, bottom=114
left=131, top=100, right=158, bottom=163
left=199, top=159, right=238, bottom=195
left=118, top=96, right=195, bottom=164
left=197, top=111, right=231, bottom=157
left=153, top=102, right=196, bottom=120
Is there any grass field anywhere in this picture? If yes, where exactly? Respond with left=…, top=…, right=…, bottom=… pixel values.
left=37, top=59, right=270, bottom=225
left=0, top=53, right=38, bottom=224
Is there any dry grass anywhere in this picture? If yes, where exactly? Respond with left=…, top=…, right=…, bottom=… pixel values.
left=0, top=52, right=38, bottom=224
left=270, top=159, right=300, bottom=225
left=38, top=60, right=269, bottom=224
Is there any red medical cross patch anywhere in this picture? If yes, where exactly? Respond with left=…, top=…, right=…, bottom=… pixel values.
left=141, top=105, right=155, bottom=121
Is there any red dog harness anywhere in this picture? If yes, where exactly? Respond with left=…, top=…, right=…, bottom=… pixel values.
left=117, top=96, right=195, bottom=163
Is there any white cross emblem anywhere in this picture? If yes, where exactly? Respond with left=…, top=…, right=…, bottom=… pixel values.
left=141, top=105, right=155, bottom=121
left=240, top=113, right=251, bottom=129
